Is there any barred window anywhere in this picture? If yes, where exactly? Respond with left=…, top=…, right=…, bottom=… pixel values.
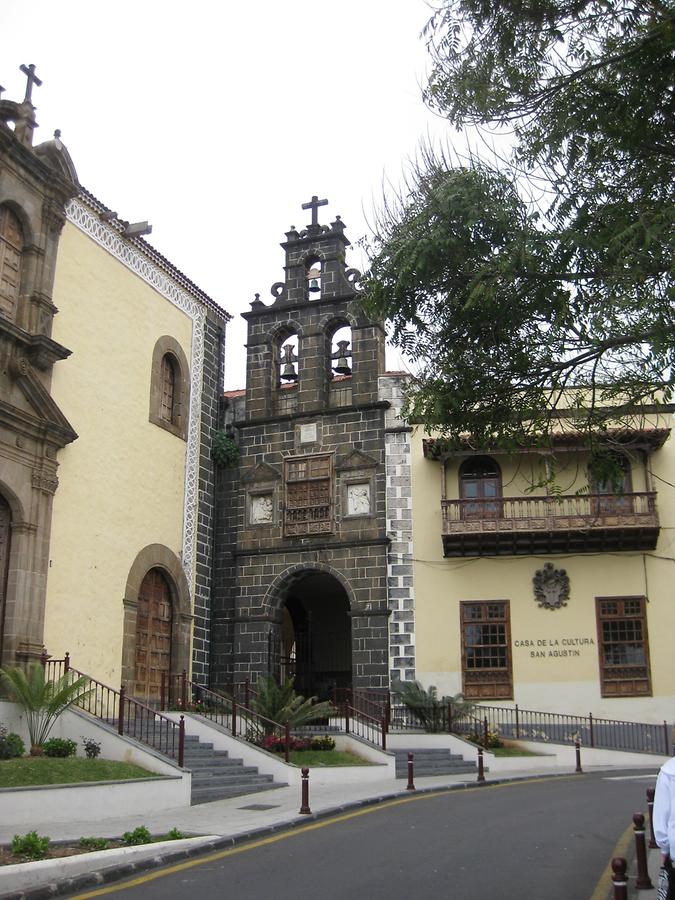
left=284, top=455, right=333, bottom=536
left=460, top=601, right=513, bottom=699
left=596, top=596, right=651, bottom=697
left=160, top=354, right=176, bottom=423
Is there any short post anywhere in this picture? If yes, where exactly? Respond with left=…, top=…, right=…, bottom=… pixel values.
left=180, top=669, right=187, bottom=709
left=575, top=739, right=583, bottom=774
left=406, top=752, right=416, bottom=791
left=64, top=651, right=70, bottom=673
left=299, top=767, right=311, bottom=815
left=477, top=747, right=486, bottom=783
left=633, top=813, right=653, bottom=889
left=611, top=857, right=628, bottom=900
left=647, top=787, right=657, bottom=849
left=117, top=686, right=126, bottom=735
left=178, top=715, right=185, bottom=768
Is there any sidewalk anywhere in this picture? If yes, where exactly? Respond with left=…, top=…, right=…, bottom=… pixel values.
left=0, top=764, right=659, bottom=899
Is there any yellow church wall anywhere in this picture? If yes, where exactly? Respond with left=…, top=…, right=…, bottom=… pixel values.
left=43, top=220, right=194, bottom=686
left=411, top=424, right=675, bottom=724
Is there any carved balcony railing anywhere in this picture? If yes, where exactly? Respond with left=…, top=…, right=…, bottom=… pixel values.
left=440, top=492, right=659, bottom=556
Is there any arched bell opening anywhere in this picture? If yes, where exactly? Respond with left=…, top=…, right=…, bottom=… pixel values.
left=327, top=322, right=353, bottom=407
left=270, top=571, right=352, bottom=700
left=273, top=331, right=299, bottom=414
left=305, top=255, right=322, bottom=300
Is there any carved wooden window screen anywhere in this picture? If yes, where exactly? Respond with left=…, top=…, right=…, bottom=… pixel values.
left=284, top=454, right=333, bottom=536
left=596, top=596, right=651, bottom=697
left=460, top=600, right=513, bottom=699
left=459, top=457, right=502, bottom=520
left=160, top=354, right=176, bottom=423
left=0, top=206, right=22, bottom=322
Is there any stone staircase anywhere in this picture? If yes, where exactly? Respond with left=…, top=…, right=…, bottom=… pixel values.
left=392, top=748, right=477, bottom=779
left=183, top=734, right=286, bottom=805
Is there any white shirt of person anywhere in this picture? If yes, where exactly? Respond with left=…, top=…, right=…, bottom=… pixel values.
left=654, top=756, right=675, bottom=862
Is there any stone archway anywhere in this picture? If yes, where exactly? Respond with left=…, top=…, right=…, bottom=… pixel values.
left=270, top=569, right=352, bottom=700
left=122, top=544, right=192, bottom=703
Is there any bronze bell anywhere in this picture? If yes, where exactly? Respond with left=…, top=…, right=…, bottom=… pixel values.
left=307, top=267, right=321, bottom=294
left=280, top=343, right=298, bottom=381
left=332, top=339, right=352, bottom=376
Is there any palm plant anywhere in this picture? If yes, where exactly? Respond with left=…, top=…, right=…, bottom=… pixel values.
left=251, top=676, right=335, bottom=735
left=392, top=679, right=474, bottom=733
left=0, top=662, right=92, bottom=754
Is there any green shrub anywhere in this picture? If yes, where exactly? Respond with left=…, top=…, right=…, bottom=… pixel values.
left=310, top=735, right=336, bottom=751
left=78, top=836, right=108, bottom=851
left=0, top=723, right=25, bottom=758
left=11, top=831, right=50, bottom=860
left=166, top=827, right=185, bottom=840
left=122, top=825, right=152, bottom=846
left=42, top=737, right=78, bottom=758
left=81, top=736, right=101, bottom=759
left=211, top=430, right=239, bottom=467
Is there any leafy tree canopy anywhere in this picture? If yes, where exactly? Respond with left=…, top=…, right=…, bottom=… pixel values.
left=362, top=0, right=674, bottom=446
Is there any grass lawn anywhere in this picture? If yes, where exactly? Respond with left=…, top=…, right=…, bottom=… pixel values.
left=0, top=757, right=153, bottom=788
left=288, top=750, right=372, bottom=767
left=490, top=746, right=548, bottom=757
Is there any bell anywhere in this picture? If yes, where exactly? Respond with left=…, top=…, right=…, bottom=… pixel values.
left=307, top=267, right=321, bottom=293
left=333, top=357, right=351, bottom=376
left=280, top=362, right=298, bottom=381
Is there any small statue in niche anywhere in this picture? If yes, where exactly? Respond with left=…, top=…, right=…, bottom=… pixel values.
left=533, top=562, right=570, bottom=610
left=251, top=494, right=274, bottom=525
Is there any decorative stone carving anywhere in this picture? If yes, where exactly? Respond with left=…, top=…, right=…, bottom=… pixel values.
left=533, top=562, right=570, bottom=610
left=32, top=469, right=58, bottom=495
left=347, top=482, right=370, bottom=516
left=250, top=493, right=274, bottom=525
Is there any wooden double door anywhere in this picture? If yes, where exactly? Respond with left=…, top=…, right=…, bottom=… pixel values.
left=133, top=568, right=172, bottom=704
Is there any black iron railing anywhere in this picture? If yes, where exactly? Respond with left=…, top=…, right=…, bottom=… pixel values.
left=41, top=652, right=185, bottom=766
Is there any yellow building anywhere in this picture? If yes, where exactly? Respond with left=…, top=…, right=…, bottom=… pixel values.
left=0, top=66, right=229, bottom=701
left=403, top=394, right=675, bottom=724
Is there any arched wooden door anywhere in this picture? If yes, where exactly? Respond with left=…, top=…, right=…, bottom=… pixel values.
left=133, top=568, right=172, bottom=704
left=0, top=494, right=11, bottom=662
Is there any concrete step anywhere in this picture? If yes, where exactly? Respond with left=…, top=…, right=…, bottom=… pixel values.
left=392, top=748, right=477, bottom=778
left=191, top=771, right=274, bottom=787
left=191, top=781, right=287, bottom=805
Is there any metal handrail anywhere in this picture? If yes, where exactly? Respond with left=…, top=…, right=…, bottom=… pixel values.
left=41, top=652, right=185, bottom=766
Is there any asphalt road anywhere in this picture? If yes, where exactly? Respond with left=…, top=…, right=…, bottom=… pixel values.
left=68, top=771, right=656, bottom=900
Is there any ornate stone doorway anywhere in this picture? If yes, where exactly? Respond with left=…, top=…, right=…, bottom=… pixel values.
left=133, top=568, right=172, bottom=704
left=270, top=571, right=352, bottom=700
left=0, top=494, right=11, bottom=661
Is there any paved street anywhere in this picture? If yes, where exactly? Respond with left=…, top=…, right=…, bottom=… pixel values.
left=65, top=771, right=654, bottom=900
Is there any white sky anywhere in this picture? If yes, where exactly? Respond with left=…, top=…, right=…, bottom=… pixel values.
left=3, top=0, right=453, bottom=388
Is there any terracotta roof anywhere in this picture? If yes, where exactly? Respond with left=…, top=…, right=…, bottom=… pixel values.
left=223, top=388, right=245, bottom=398
left=76, top=187, right=231, bottom=322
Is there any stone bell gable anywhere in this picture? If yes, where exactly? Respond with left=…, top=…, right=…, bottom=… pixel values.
left=210, top=197, right=391, bottom=695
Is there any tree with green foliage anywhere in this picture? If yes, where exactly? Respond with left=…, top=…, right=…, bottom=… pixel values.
left=362, top=0, right=674, bottom=447
left=392, top=679, right=474, bottom=733
left=251, top=676, right=335, bottom=735
left=0, top=662, right=92, bottom=755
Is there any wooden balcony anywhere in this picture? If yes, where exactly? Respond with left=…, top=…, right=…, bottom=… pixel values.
left=441, top=492, right=659, bottom=557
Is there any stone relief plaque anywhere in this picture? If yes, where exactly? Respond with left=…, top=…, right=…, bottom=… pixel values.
left=250, top=493, right=274, bottom=525
left=300, top=423, right=317, bottom=444
left=347, top=482, right=370, bottom=516
left=533, top=562, right=570, bottom=610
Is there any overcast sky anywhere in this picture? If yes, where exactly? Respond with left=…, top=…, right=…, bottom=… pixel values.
left=4, top=0, right=454, bottom=387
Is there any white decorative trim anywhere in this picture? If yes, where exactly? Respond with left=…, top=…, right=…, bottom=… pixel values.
left=65, top=198, right=205, bottom=587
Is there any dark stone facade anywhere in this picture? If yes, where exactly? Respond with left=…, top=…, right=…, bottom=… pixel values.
left=210, top=208, right=391, bottom=693
left=191, top=312, right=225, bottom=684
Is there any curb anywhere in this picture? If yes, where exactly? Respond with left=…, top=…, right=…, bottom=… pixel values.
left=0, top=770, right=575, bottom=899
